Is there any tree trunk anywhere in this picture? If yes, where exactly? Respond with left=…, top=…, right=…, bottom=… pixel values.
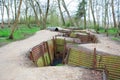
left=9, top=0, right=22, bottom=39
left=1, top=0, right=5, bottom=28
left=42, top=0, right=50, bottom=29
left=88, top=0, right=91, bottom=25
left=62, top=0, right=77, bottom=27
left=104, top=0, right=107, bottom=32
left=57, top=0, right=65, bottom=26
left=10, top=0, right=15, bottom=22
left=116, top=0, right=120, bottom=36
left=83, top=0, right=86, bottom=29
left=30, top=0, right=40, bottom=26
left=25, top=0, right=30, bottom=28
left=35, top=0, right=43, bottom=27
left=111, top=0, right=117, bottom=28
left=89, top=0, right=97, bottom=32
left=14, top=0, right=17, bottom=19
left=95, top=0, right=100, bottom=31
left=5, top=0, right=11, bottom=27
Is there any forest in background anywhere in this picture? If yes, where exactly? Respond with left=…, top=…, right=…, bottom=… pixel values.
left=0, top=0, right=120, bottom=42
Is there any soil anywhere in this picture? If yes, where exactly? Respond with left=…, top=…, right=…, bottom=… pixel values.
left=0, top=30, right=119, bottom=80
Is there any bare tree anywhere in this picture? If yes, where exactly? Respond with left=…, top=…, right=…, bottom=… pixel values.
left=104, top=0, right=108, bottom=31
left=116, top=0, right=120, bottom=36
left=29, top=0, right=50, bottom=29
left=57, top=0, right=65, bottom=26
left=88, top=0, right=91, bottom=24
left=62, top=0, right=77, bottom=26
left=83, top=0, right=86, bottom=29
left=29, top=0, right=40, bottom=26
left=10, top=0, right=14, bottom=22
left=9, top=0, right=23, bottom=39
left=35, top=0, right=43, bottom=24
left=14, top=0, right=17, bottom=19
left=5, top=0, right=11, bottom=27
left=0, top=0, right=5, bottom=28
left=24, top=0, right=30, bottom=28
left=89, top=0, right=97, bottom=32
left=41, top=0, right=50, bottom=29
left=111, top=0, right=117, bottom=28
left=104, top=0, right=109, bottom=36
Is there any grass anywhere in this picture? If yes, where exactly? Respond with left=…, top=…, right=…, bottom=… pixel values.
left=98, top=27, right=120, bottom=42
left=0, top=24, right=40, bottom=46
left=98, top=27, right=118, bottom=35
left=56, top=64, right=64, bottom=66
left=112, top=37, right=120, bottom=42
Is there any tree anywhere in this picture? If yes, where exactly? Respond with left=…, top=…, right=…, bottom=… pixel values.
left=41, top=0, right=50, bottom=29
left=9, top=0, right=23, bottom=39
left=76, top=0, right=87, bottom=29
left=117, top=0, right=120, bottom=36
left=5, top=0, right=11, bottom=27
left=35, top=0, right=43, bottom=24
left=29, top=0, right=40, bottom=26
left=0, top=0, right=5, bottom=28
left=87, top=0, right=91, bottom=27
left=24, top=0, right=30, bottom=28
left=104, top=0, right=108, bottom=31
left=10, top=0, right=14, bottom=22
left=89, top=0, right=97, bottom=32
left=29, top=0, right=50, bottom=29
left=83, top=0, right=86, bottom=29
left=62, top=0, right=77, bottom=27
left=57, top=0, right=65, bottom=26
left=111, top=0, right=117, bottom=28
left=14, top=0, right=17, bottom=19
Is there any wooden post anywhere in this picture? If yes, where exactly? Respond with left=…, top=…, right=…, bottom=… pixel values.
left=29, top=50, right=34, bottom=62
left=64, top=48, right=71, bottom=64
left=53, top=37, right=56, bottom=59
left=93, top=48, right=97, bottom=69
left=54, top=36, right=57, bottom=59
left=62, top=38, right=66, bottom=64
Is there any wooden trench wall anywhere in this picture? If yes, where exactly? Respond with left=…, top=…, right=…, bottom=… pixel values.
left=29, top=33, right=120, bottom=80
left=29, top=39, right=55, bottom=67
left=66, top=47, right=120, bottom=80
left=29, top=37, right=67, bottom=67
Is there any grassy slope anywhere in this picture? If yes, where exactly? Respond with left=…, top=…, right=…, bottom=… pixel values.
left=0, top=24, right=40, bottom=46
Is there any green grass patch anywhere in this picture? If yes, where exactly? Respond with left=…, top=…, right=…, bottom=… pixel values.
left=98, top=27, right=118, bottom=35
left=112, top=37, right=120, bottom=42
left=0, top=24, right=40, bottom=46
left=56, top=64, right=64, bottom=66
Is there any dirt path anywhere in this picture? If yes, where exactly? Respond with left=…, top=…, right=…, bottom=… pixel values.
left=0, top=30, right=59, bottom=80
left=79, top=34, right=120, bottom=56
left=0, top=30, right=119, bottom=80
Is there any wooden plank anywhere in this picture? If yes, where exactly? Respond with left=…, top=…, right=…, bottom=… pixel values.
left=45, top=41, right=52, bottom=65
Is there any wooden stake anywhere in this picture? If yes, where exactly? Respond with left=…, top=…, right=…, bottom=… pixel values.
left=93, top=48, right=97, bottom=69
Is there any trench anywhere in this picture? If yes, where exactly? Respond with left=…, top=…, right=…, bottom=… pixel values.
left=29, top=29, right=120, bottom=80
